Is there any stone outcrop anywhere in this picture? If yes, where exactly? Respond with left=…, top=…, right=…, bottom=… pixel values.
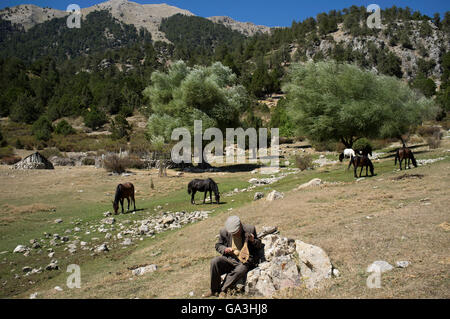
left=244, top=231, right=337, bottom=297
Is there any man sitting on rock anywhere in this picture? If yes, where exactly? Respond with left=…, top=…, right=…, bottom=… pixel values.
left=204, top=216, right=262, bottom=297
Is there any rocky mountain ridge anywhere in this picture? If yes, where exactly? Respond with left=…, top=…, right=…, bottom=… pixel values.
left=0, top=0, right=271, bottom=41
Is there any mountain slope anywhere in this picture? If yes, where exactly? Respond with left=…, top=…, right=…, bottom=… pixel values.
left=81, top=0, right=195, bottom=42
left=0, top=0, right=270, bottom=42
left=0, top=4, right=67, bottom=31
left=207, top=16, right=271, bottom=36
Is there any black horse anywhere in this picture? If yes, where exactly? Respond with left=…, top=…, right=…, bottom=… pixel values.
left=348, top=155, right=375, bottom=178
left=188, top=178, right=220, bottom=204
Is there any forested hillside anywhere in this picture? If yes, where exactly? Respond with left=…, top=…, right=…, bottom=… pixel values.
left=0, top=5, right=448, bottom=148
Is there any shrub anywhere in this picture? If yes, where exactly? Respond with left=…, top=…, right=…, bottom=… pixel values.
left=10, top=93, right=42, bottom=124
left=54, top=120, right=76, bottom=136
left=15, top=139, right=24, bottom=149
left=126, top=155, right=146, bottom=169
left=0, top=146, right=15, bottom=159
left=110, top=114, right=132, bottom=140
left=417, top=125, right=440, bottom=137
left=103, top=154, right=129, bottom=174
left=353, top=138, right=373, bottom=153
left=1, top=156, right=21, bottom=165
left=40, top=148, right=62, bottom=159
left=295, top=154, right=313, bottom=171
left=83, top=107, right=107, bottom=130
left=426, top=131, right=443, bottom=149
left=311, top=140, right=341, bottom=152
left=371, top=138, right=393, bottom=150
left=82, top=158, right=95, bottom=166
left=32, top=116, right=53, bottom=141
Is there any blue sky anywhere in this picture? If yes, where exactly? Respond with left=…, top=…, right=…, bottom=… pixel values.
left=1, top=0, right=448, bottom=27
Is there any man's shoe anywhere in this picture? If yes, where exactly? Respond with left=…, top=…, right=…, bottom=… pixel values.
left=202, top=291, right=217, bottom=298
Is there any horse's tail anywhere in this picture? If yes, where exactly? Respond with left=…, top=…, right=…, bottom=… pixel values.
left=187, top=182, right=192, bottom=194
left=411, top=152, right=417, bottom=167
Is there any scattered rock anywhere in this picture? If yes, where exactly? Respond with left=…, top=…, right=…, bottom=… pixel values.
left=297, top=178, right=322, bottom=189
left=22, top=266, right=32, bottom=273
left=45, top=260, right=59, bottom=271
left=54, top=219, right=63, bottom=224
left=13, top=245, right=28, bottom=254
left=396, top=261, right=410, bottom=268
left=132, top=264, right=157, bottom=276
left=266, top=190, right=284, bottom=201
left=54, top=286, right=63, bottom=292
left=95, top=243, right=109, bottom=252
left=253, top=192, right=264, bottom=201
left=101, top=217, right=115, bottom=225
left=121, top=238, right=132, bottom=246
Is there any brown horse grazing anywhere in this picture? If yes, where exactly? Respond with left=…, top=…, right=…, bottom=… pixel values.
left=113, top=182, right=136, bottom=214
left=348, top=155, right=375, bottom=178
left=395, top=146, right=417, bottom=170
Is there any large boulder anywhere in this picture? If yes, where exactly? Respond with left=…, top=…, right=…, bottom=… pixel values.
left=295, top=240, right=333, bottom=289
left=244, top=233, right=336, bottom=297
left=14, top=152, right=54, bottom=170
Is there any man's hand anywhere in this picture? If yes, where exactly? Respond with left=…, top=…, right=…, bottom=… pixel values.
left=224, top=247, right=233, bottom=254
left=247, top=233, right=255, bottom=243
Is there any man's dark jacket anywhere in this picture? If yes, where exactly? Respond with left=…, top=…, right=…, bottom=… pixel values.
left=215, top=224, right=263, bottom=267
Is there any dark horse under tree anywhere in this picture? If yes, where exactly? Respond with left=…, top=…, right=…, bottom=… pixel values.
left=348, top=155, right=375, bottom=178
left=113, top=182, right=136, bottom=214
left=394, top=145, right=417, bottom=170
left=188, top=178, right=220, bottom=204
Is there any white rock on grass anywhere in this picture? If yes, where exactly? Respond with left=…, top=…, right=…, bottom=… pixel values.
left=297, top=178, right=322, bottom=190
left=121, top=238, right=132, bottom=246
left=13, top=245, right=28, bottom=253
left=95, top=243, right=109, bottom=252
left=266, top=190, right=284, bottom=201
left=396, top=261, right=410, bottom=268
left=132, top=264, right=157, bottom=276
left=253, top=192, right=264, bottom=201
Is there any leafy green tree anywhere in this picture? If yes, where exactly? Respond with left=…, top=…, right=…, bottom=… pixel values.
left=10, top=93, right=42, bottom=124
left=83, top=106, right=107, bottom=130
left=283, top=61, right=438, bottom=148
left=32, top=115, right=53, bottom=141
left=412, top=75, right=436, bottom=97
left=143, top=61, right=251, bottom=142
left=54, top=120, right=75, bottom=136
left=110, top=114, right=132, bottom=140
